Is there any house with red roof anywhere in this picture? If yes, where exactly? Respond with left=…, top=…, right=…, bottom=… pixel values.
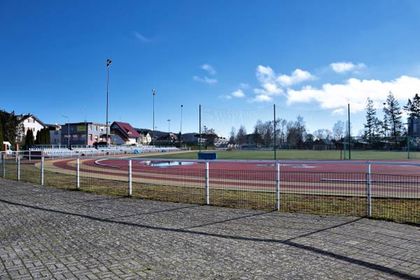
left=110, top=121, right=140, bottom=145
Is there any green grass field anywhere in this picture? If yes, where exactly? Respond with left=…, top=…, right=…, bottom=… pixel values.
left=148, top=149, right=420, bottom=160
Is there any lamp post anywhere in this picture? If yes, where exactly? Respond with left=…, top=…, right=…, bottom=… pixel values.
left=105, top=58, right=112, bottom=146
left=152, top=89, right=156, bottom=145
left=180, top=104, right=183, bottom=147
left=167, top=119, right=171, bottom=133
left=347, top=103, right=351, bottom=160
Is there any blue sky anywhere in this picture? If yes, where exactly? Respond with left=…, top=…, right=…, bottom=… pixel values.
left=2, top=0, right=420, bottom=137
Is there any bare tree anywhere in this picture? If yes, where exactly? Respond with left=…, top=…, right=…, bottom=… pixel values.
left=332, top=121, right=344, bottom=140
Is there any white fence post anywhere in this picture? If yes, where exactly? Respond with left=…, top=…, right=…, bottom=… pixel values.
left=29, top=150, right=31, bottom=162
left=76, top=157, right=80, bottom=190
left=40, top=155, right=45, bottom=186
left=276, top=161, right=281, bottom=211
left=366, top=163, right=372, bottom=217
left=17, top=156, right=21, bottom=181
left=128, top=160, right=132, bottom=197
left=205, top=161, right=210, bottom=205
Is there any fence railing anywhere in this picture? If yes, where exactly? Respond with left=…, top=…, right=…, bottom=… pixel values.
left=0, top=152, right=419, bottom=224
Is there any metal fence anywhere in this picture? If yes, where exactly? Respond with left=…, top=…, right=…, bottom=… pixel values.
left=1, top=152, right=419, bottom=224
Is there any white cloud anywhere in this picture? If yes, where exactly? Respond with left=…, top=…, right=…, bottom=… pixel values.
left=253, top=65, right=314, bottom=102
left=330, top=62, right=366, bottom=73
left=231, top=89, right=245, bottom=98
left=287, top=75, right=420, bottom=113
left=277, top=69, right=315, bottom=87
left=134, top=31, right=151, bottom=43
left=201, top=64, right=216, bottom=75
left=254, top=94, right=273, bottom=102
left=193, top=75, right=218, bottom=85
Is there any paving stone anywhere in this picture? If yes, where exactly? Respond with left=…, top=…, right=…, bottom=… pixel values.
left=0, top=179, right=419, bottom=279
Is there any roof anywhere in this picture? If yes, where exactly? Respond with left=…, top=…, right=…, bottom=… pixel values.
left=18, top=114, right=45, bottom=126
left=111, top=122, right=140, bottom=139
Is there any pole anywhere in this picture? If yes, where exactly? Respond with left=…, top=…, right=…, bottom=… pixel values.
left=407, top=135, right=410, bottom=159
left=366, top=163, right=372, bottom=217
left=276, top=161, right=280, bottom=210
left=152, top=89, right=156, bottom=145
left=205, top=161, right=210, bottom=205
left=106, top=58, right=112, bottom=146
left=17, top=156, right=20, bottom=181
left=347, top=103, right=351, bottom=160
left=199, top=104, right=202, bottom=152
left=67, top=123, right=70, bottom=148
left=128, top=160, right=132, bottom=197
left=180, top=104, right=183, bottom=147
left=76, top=157, right=80, bottom=190
left=40, top=155, right=44, bottom=186
left=273, top=104, right=277, bottom=161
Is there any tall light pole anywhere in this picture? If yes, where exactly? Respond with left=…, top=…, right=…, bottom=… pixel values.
left=106, top=58, right=112, bottom=146
left=273, top=104, right=277, bottom=161
left=167, top=119, right=171, bottom=133
left=347, top=103, right=351, bottom=160
left=152, top=89, right=156, bottom=145
left=180, top=104, right=183, bottom=147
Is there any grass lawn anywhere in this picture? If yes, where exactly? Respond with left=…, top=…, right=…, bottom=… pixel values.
left=146, top=149, right=420, bottom=161
left=2, top=159, right=417, bottom=224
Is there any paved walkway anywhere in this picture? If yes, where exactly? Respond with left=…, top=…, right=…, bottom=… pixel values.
left=0, top=179, right=419, bottom=279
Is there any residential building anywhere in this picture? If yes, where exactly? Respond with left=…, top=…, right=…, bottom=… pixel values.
left=408, top=117, right=420, bottom=137
left=135, top=129, right=152, bottom=145
left=61, top=122, right=106, bottom=146
left=46, top=124, right=62, bottom=145
left=110, top=122, right=140, bottom=145
left=16, top=114, right=45, bottom=142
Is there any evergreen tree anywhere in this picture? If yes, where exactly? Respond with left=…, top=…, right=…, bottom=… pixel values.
left=235, top=126, right=247, bottom=145
left=228, top=127, right=236, bottom=144
left=404, top=93, right=420, bottom=118
left=253, top=120, right=263, bottom=146
left=0, top=123, right=3, bottom=151
left=383, top=92, right=403, bottom=139
left=364, top=98, right=377, bottom=143
left=0, top=110, right=19, bottom=146
left=24, top=129, right=34, bottom=149
left=35, top=130, right=41, bottom=145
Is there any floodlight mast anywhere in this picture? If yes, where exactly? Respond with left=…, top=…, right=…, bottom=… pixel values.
left=152, top=89, right=156, bottom=145
left=180, top=104, right=183, bottom=147
left=106, top=58, right=112, bottom=146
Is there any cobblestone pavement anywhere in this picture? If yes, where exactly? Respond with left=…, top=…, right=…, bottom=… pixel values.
left=0, top=179, right=419, bottom=280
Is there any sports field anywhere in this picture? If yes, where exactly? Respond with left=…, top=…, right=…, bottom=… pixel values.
left=150, top=149, right=420, bottom=160
left=3, top=150, right=419, bottom=224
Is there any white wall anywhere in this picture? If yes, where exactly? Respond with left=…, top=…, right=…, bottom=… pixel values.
left=22, top=117, right=44, bottom=140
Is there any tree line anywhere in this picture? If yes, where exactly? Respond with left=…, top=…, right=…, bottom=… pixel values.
left=0, top=110, right=51, bottom=150
left=227, top=116, right=345, bottom=149
left=363, top=92, right=419, bottom=148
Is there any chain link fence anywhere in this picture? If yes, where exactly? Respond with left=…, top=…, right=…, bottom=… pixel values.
left=1, top=151, right=419, bottom=224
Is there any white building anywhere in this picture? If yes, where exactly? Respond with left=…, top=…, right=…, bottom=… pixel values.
left=138, top=132, right=152, bottom=145
left=16, top=114, right=45, bottom=143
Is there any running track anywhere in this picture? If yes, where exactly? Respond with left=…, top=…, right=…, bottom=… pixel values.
left=46, top=157, right=420, bottom=199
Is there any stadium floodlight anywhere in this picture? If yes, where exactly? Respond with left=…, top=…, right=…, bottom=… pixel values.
left=106, top=58, right=112, bottom=146
left=180, top=104, right=183, bottom=147
left=347, top=103, right=351, bottom=160
left=152, top=89, right=157, bottom=145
